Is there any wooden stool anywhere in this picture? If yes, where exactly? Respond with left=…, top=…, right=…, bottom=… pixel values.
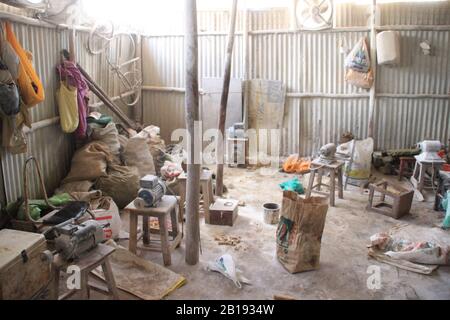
left=51, top=244, right=120, bottom=300
left=306, top=159, right=344, bottom=207
left=125, top=196, right=182, bottom=266
left=398, top=157, right=416, bottom=181
left=410, top=157, right=445, bottom=194
left=178, top=170, right=215, bottom=222
left=367, top=180, right=414, bottom=219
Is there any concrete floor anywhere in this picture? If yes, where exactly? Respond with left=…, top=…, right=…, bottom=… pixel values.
left=117, top=167, right=450, bottom=300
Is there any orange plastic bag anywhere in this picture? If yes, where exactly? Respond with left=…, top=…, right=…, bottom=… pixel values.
left=4, top=22, right=45, bottom=108
left=283, top=155, right=311, bottom=174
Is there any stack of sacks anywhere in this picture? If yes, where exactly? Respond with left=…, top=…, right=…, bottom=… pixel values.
left=58, top=141, right=140, bottom=209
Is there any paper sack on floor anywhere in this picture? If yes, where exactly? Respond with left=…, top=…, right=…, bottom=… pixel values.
left=276, top=191, right=329, bottom=273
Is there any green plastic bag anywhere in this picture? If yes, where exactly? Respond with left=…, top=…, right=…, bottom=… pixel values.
left=443, top=191, right=450, bottom=229
left=279, top=177, right=305, bottom=195
left=17, top=193, right=72, bottom=221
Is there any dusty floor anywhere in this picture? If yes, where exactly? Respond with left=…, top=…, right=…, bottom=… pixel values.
left=115, top=167, right=450, bottom=300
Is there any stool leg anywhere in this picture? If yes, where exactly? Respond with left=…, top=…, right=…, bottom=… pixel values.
left=51, top=267, right=61, bottom=300
left=367, top=186, right=375, bottom=211
left=418, top=164, right=425, bottom=192
left=179, top=180, right=187, bottom=222
left=399, top=159, right=405, bottom=181
left=306, top=170, right=316, bottom=198
left=330, top=170, right=336, bottom=207
left=317, top=169, right=323, bottom=191
left=208, top=178, right=215, bottom=204
left=129, top=213, right=138, bottom=255
left=202, top=181, right=211, bottom=224
left=159, top=214, right=171, bottom=266
left=101, top=258, right=120, bottom=300
left=143, top=216, right=150, bottom=246
left=80, top=271, right=89, bottom=300
left=337, top=167, right=344, bottom=199
left=170, top=207, right=179, bottom=239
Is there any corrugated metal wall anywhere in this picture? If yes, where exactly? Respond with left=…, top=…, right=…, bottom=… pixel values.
left=142, top=3, right=449, bottom=157
left=0, top=16, right=135, bottom=204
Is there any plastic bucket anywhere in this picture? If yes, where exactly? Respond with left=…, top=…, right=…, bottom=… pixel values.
left=263, top=203, right=280, bottom=225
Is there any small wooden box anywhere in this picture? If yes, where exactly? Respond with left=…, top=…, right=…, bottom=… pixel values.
left=0, top=229, right=50, bottom=300
left=208, top=199, right=239, bottom=227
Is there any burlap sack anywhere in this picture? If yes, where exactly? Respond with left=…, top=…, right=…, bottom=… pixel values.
left=276, top=191, right=329, bottom=273
left=95, top=165, right=140, bottom=209
left=63, top=142, right=112, bottom=183
left=91, top=122, right=121, bottom=156
left=123, top=136, right=156, bottom=176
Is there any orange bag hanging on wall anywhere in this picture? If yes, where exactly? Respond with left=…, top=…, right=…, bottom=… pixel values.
left=4, top=21, right=45, bottom=108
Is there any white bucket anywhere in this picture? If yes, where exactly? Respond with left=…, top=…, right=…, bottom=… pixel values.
left=263, top=203, right=281, bottom=225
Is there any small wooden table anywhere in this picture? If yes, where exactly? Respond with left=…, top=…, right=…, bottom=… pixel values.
left=306, top=159, right=345, bottom=207
left=51, top=244, right=120, bottom=300
left=125, top=196, right=182, bottom=266
left=178, top=170, right=215, bottom=222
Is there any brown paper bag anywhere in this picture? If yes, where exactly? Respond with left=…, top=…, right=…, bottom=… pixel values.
left=345, top=68, right=374, bottom=89
left=276, top=191, right=329, bottom=273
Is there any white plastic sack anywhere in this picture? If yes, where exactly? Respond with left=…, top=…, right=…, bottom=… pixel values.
left=370, top=233, right=450, bottom=266
left=345, top=37, right=371, bottom=73
left=93, top=197, right=121, bottom=240
left=206, top=254, right=251, bottom=289
left=377, top=31, right=401, bottom=66
left=337, top=138, right=374, bottom=184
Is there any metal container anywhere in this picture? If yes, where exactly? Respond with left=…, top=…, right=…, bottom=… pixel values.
left=263, top=203, right=281, bottom=225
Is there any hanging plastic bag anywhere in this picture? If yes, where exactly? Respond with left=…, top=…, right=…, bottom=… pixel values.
left=2, top=115, right=27, bottom=154
left=345, top=37, right=371, bottom=73
left=56, top=77, right=79, bottom=133
left=4, top=21, right=45, bottom=108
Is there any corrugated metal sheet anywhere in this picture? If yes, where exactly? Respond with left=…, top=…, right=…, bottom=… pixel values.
left=376, top=98, right=450, bottom=151
left=141, top=5, right=450, bottom=158
left=379, top=2, right=450, bottom=26
left=250, top=31, right=369, bottom=93
left=335, top=2, right=370, bottom=28
left=377, top=30, right=450, bottom=94
left=0, top=20, right=134, bottom=203
left=1, top=125, right=73, bottom=203
left=289, top=98, right=370, bottom=156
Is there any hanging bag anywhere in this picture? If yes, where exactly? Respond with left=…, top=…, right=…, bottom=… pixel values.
left=56, top=66, right=79, bottom=133
left=345, top=37, right=371, bottom=73
left=4, top=21, right=45, bottom=108
left=0, top=22, right=19, bottom=80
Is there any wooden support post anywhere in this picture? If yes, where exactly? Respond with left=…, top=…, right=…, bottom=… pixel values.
left=368, top=0, right=378, bottom=142
left=216, top=0, right=238, bottom=197
left=69, top=28, right=76, bottom=62
left=185, top=0, right=201, bottom=266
